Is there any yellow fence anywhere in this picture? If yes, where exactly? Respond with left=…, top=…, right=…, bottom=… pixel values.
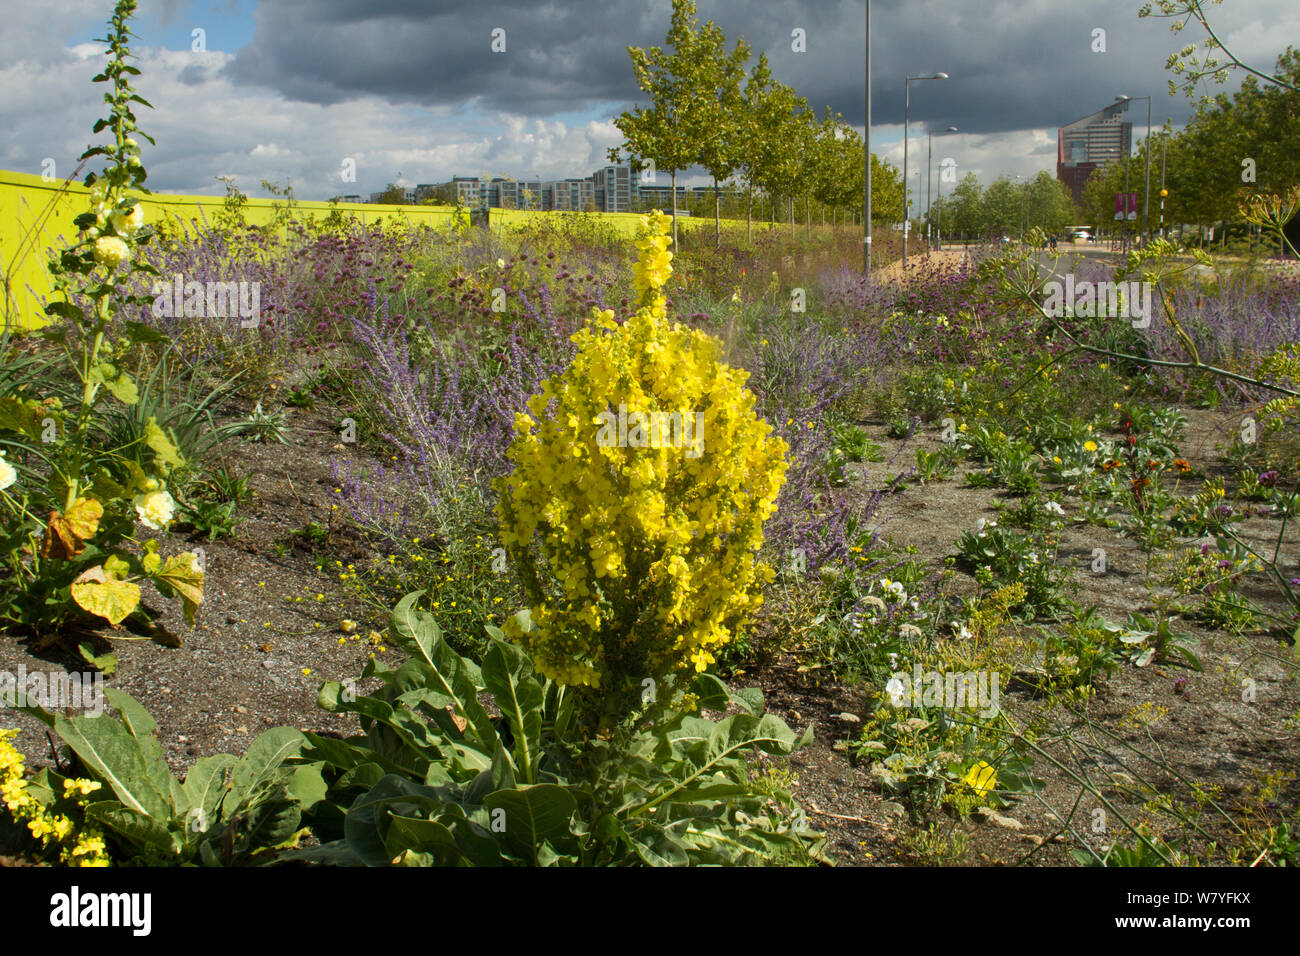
left=0, top=168, right=739, bottom=330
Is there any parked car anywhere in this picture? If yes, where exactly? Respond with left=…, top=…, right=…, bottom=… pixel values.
left=1071, top=229, right=1092, bottom=242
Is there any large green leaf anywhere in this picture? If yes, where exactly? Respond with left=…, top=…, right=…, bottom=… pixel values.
left=482, top=785, right=578, bottom=864
left=344, top=774, right=449, bottom=867
left=383, top=814, right=461, bottom=865
left=463, top=741, right=518, bottom=806
left=85, top=803, right=178, bottom=857
left=227, top=727, right=306, bottom=809
left=285, top=763, right=329, bottom=813
left=482, top=639, right=543, bottom=783
left=388, top=592, right=497, bottom=749
left=53, top=712, right=173, bottom=819
left=337, top=762, right=389, bottom=793
left=105, top=687, right=156, bottom=737
left=237, top=796, right=302, bottom=857
left=633, top=713, right=808, bottom=820
left=181, top=754, right=237, bottom=832
left=317, top=682, right=437, bottom=777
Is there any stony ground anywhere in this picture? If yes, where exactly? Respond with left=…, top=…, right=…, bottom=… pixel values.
left=1, top=394, right=1296, bottom=866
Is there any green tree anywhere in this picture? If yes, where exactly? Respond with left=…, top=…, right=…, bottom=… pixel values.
left=1024, top=170, right=1078, bottom=235
left=822, top=124, right=867, bottom=226
left=736, top=53, right=778, bottom=241
left=753, top=86, right=811, bottom=236
left=938, top=172, right=983, bottom=239
left=869, top=153, right=905, bottom=226
left=376, top=182, right=406, bottom=205
left=981, top=177, right=1024, bottom=237
left=693, top=25, right=750, bottom=246
left=613, top=0, right=729, bottom=247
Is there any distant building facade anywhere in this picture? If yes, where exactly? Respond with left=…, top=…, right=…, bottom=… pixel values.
left=591, top=164, right=639, bottom=212
left=638, top=184, right=689, bottom=208
left=1057, top=103, right=1132, bottom=205
left=419, top=162, right=664, bottom=212
left=543, top=178, right=596, bottom=211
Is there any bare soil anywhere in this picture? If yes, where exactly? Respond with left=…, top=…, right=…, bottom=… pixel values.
left=2, top=397, right=1296, bottom=867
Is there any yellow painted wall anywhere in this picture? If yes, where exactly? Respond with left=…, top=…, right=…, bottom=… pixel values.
left=1, top=167, right=741, bottom=330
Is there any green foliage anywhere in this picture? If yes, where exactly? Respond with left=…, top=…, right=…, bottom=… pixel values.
left=957, top=519, right=1070, bottom=619
left=175, top=465, right=251, bottom=541
left=297, top=593, right=826, bottom=866
left=240, top=401, right=290, bottom=443
left=0, top=0, right=202, bottom=639
left=12, top=688, right=319, bottom=865
left=822, top=420, right=882, bottom=484
left=850, top=705, right=1041, bottom=825
left=930, top=170, right=1078, bottom=239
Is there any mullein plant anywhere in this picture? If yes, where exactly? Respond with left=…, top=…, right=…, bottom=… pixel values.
left=0, top=729, right=111, bottom=866
left=0, top=0, right=202, bottom=639
left=497, top=210, right=789, bottom=731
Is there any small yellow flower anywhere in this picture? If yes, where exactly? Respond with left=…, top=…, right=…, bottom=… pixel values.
left=133, top=488, right=176, bottom=530
left=109, top=203, right=145, bottom=236
left=1083, top=440, right=1098, bottom=452
left=963, top=761, right=997, bottom=797
left=92, top=235, right=130, bottom=268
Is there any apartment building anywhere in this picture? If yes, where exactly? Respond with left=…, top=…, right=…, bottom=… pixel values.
left=540, top=178, right=595, bottom=211
left=1057, top=102, right=1133, bottom=205
left=638, top=183, right=689, bottom=208
left=591, top=164, right=639, bottom=212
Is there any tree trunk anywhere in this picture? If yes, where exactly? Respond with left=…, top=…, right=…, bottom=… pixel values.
left=671, top=169, right=679, bottom=249
left=714, top=176, right=721, bottom=248
left=789, top=196, right=795, bottom=238
left=747, top=186, right=753, bottom=244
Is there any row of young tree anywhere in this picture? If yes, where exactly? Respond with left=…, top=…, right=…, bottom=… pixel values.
left=927, top=171, right=1081, bottom=242
left=609, top=0, right=904, bottom=246
left=1077, top=46, right=1299, bottom=250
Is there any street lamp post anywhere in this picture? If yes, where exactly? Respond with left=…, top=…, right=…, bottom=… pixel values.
left=1116, top=94, right=1152, bottom=243
left=864, top=0, right=871, bottom=277
left=1015, top=174, right=1029, bottom=237
left=1123, top=152, right=1129, bottom=249
left=926, top=125, right=957, bottom=254
left=902, top=71, right=948, bottom=268
left=1158, top=129, right=1169, bottom=239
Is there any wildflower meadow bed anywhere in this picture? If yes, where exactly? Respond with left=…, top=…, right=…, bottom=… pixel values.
left=2, top=1, right=1299, bottom=870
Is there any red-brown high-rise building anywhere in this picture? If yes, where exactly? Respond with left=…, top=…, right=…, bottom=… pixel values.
left=1057, top=102, right=1132, bottom=205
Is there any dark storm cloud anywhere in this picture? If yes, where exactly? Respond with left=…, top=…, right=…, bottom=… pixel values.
left=222, top=0, right=1278, bottom=134
left=221, top=0, right=668, bottom=114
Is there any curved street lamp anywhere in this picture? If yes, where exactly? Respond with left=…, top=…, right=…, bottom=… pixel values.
left=903, top=71, right=948, bottom=267
left=1116, top=94, right=1152, bottom=243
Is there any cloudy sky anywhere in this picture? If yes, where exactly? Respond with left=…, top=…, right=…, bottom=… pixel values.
left=4, top=0, right=1297, bottom=201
